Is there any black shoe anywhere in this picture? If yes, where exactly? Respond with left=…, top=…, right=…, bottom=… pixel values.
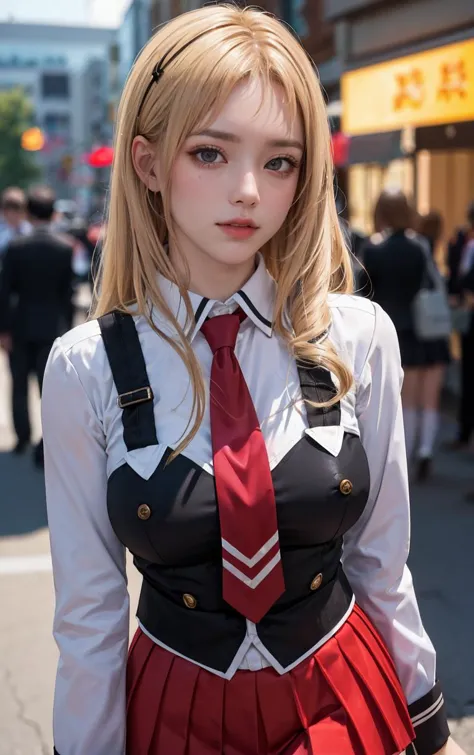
left=13, top=440, right=29, bottom=455
left=416, top=457, right=432, bottom=483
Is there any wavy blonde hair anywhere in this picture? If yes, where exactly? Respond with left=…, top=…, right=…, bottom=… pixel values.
left=93, top=3, right=353, bottom=457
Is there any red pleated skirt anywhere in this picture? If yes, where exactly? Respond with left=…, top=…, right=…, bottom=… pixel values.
left=126, top=604, right=414, bottom=755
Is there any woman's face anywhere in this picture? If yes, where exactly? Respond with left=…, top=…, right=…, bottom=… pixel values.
left=168, top=77, right=304, bottom=285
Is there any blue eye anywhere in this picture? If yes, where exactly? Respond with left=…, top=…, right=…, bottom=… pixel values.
left=193, top=148, right=224, bottom=164
left=266, top=156, right=298, bottom=172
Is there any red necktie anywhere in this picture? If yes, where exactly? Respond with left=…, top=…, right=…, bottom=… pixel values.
left=201, top=310, right=285, bottom=623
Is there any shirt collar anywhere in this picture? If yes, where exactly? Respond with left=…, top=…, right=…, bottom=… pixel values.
left=153, top=253, right=276, bottom=342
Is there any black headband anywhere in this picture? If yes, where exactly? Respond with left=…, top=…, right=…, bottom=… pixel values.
left=136, top=23, right=234, bottom=120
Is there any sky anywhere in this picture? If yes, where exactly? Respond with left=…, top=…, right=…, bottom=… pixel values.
left=0, top=0, right=130, bottom=27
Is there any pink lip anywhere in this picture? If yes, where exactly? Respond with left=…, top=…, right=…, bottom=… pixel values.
left=217, top=224, right=258, bottom=240
left=220, top=218, right=258, bottom=228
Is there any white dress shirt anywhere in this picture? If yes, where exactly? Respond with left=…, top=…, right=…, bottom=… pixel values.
left=42, top=255, right=437, bottom=755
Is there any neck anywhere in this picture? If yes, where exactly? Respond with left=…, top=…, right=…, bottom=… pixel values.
left=169, top=245, right=257, bottom=301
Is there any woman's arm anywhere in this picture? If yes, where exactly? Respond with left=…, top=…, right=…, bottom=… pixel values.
left=342, top=303, right=451, bottom=755
left=42, top=338, right=129, bottom=755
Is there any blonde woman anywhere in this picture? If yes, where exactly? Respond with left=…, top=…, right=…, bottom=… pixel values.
left=42, top=6, right=462, bottom=755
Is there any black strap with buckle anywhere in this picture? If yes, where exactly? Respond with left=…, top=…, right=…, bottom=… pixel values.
left=98, top=311, right=158, bottom=451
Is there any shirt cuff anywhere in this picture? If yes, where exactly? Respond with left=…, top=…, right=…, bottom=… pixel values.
left=406, top=680, right=450, bottom=755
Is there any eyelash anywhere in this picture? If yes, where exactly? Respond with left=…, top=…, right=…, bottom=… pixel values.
left=188, top=145, right=300, bottom=175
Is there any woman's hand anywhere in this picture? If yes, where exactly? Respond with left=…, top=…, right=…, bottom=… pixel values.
left=434, top=737, right=467, bottom=755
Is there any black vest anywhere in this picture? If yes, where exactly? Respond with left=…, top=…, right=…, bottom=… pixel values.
left=99, top=311, right=371, bottom=674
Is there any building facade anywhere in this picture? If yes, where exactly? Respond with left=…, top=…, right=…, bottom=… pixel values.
left=117, top=0, right=152, bottom=90
left=329, top=0, right=474, bottom=237
left=0, top=22, right=115, bottom=199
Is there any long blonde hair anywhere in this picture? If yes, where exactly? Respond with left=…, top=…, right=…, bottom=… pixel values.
left=93, top=4, right=353, bottom=457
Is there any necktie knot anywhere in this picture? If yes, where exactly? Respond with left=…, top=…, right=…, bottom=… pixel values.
left=201, top=310, right=244, bottom=354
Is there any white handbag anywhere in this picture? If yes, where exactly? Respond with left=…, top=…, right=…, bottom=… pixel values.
left=412, top=245, right=452, bottom=341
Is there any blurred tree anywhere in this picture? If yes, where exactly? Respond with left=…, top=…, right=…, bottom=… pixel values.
left=0, top=88, right=41, bottom=193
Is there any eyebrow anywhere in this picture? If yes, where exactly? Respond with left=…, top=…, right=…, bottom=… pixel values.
left=191, top=128, right=304, bottom=151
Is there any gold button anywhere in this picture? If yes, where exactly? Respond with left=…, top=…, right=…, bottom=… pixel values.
left=310, top=573, right=323, bottom=591
left=183, top=593, right=197, bottom=609
left=339, top=479, right=353, bottom=496
left=137, top=504, right=151, bottom=520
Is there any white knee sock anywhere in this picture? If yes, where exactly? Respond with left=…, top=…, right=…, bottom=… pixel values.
left=402, top=408, right=418, bottom=461
left=418, top=409, right=439, bottom=460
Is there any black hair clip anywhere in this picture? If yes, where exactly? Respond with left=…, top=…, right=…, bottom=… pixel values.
left=151, top=65, right=164, bottom=83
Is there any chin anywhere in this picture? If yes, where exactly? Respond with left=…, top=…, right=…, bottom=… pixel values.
left=206, top=245, right=260, bottom=268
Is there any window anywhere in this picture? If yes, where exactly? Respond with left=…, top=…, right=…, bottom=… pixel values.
left=43, top=112, right=71, bottom=137
left=42, top=73, right=69, bottom=99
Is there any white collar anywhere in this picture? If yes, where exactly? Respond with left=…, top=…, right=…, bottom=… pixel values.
left=153, top=253, right=276, bottom=342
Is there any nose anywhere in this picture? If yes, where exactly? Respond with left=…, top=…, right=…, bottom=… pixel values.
left=229, top=169, right=260, bottom=208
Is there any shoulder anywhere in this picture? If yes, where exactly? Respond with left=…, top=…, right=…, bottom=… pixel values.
left=49, top=231, right=75, bottom=252
left=46, top=320, right=108, bottom=399
left=360, top=233, right=385, bottom=262
left=5, top=235, right=27, bottom=254
left=328, top=294, right=399, bottom=382
left=404, top=229, right=428, bottom=253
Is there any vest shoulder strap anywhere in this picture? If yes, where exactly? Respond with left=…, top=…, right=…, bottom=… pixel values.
left=98, top=311, right=158, bottom=451
left=297, top=362, right=341, bottom=427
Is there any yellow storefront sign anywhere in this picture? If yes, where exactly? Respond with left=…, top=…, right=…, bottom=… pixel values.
left=342, top=39, right=474, bottom=136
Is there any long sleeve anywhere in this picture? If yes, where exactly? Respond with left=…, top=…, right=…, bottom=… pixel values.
left=42, top=338, right=129, bottom=755
left=0, top=244, right=15, bottom=332
left=59, top=247, right=75, bottom=332
left=342, top=303, right=449, bottom=755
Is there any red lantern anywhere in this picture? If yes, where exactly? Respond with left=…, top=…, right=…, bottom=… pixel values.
left=331, top=132, right=350, bottom=168
left=87, top=146, right=114, bottom=168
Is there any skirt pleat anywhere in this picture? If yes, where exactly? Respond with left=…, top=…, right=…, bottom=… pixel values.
left=150, top=653, right=200, bottom=755
left=126, top=605, right=415, bottom=755
left=187, top=667, right=226, bottom=754
left=314, top=629, right=384, bottom=755
left=256, top=666, right=305, bottom=753
left=126, top=632, right=175, bottom=753
left=346, top=609, right=413, bottom=741
left=222, top=662, right=263, bottom=755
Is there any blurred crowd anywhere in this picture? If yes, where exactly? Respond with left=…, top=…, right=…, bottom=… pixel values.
left=0, top=185, right=105, bottom=468
left=0, top=182, right=473, bottom=491
left=347, top=190, right=474, bottom=491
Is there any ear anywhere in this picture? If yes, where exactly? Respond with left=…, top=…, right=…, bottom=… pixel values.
left=131, top=136, right=161, bottom=192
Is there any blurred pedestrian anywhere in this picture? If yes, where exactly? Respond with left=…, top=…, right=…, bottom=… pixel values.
left=454, top=242, right=474, bottom=451
left=362, top=190, right=450, bottom=479
left=446, top=200, right=474, bottom=303
left=442, top=201, right=474, bottom=450
left=0, top=186, right=74, bottom=467
left=41, top=7, right=459, bottom=755
left=461, top=265, right=474, bottom=502
left=0, top=187, right=31, bottom=258
left=414, top=210, right=451, bottom=479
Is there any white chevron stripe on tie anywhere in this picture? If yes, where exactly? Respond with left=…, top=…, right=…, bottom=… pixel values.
left=223, top=551, right=281, bottom=589
left=221, top=531, right=279, bottom=568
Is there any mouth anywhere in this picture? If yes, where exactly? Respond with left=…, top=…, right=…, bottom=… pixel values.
left=216, top=221, right=259, bottom=240
left=217, top=218, right=259, bottom=229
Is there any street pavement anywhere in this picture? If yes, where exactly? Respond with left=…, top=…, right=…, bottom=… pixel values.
left=0, top=308, right=473, bottom=753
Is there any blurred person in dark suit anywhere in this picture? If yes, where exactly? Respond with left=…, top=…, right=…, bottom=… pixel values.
left=461, top=266, right=474, bottom=502
left=0, top=187, right=31, bottom=258
left=441, top=201, right=474, bottom=451
left=362, top=190, right=448, bottom=480
left=0, top=186, right=74, bottom=467
left=446, top=200, right=474, bottom=302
